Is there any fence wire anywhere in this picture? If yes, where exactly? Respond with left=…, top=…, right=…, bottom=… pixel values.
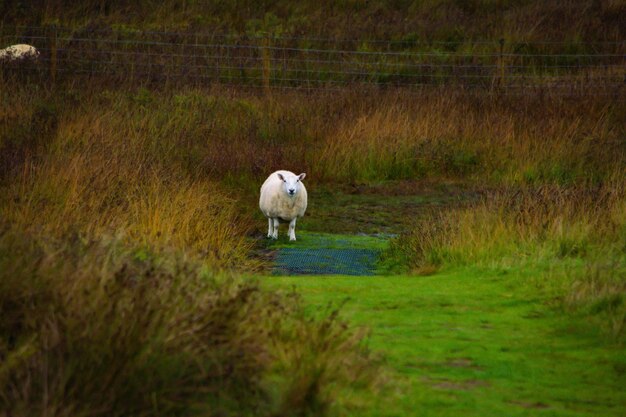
left=1, top=26, right=624, bottom=95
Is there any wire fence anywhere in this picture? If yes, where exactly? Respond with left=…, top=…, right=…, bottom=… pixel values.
left=1, top=25, right=624, bottom=95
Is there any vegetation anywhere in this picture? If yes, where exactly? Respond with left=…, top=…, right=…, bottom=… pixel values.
left=0, top=79, right=390, bottom=416
left=314, top=91, right=625, bottom=184
left=2, top=0, right=624, bottom=46
left=265, top=270, right=626, bottom=417
left=0, top=228, right=379, bottom=416
left=1, top=84, right=256, bottom=270
left=385, top=183, right=626, bottom=339
left=5, top=81, right=622, bottom=188
left=1, top=2, right=625, bottom=413
left=388, top=184, right=626, bottom=269
left=2, top=1, right=623, bottom=89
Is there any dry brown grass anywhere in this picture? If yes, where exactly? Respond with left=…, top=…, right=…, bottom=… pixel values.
left=1, top=81, right=393, bottom=415
left=0, top=85, right=258, bottom=270
left=1, top=56, right=624, bottom=414
left=388, top=183, right=626, bottom=269
left=315, top=89, right=625, bottom=184
left=2, top=79, right=624, bottom=268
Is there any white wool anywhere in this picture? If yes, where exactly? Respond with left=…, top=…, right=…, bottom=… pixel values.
left=0, top=44, right=40, bottom=61
left=259, top=171, right=308, bottom=220
left=259, top=170, right=307, bottom=241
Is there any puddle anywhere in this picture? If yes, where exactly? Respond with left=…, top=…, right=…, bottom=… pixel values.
left=273, top=247, right=380, bottom=275
left=268, top=232, right=387, bottom=276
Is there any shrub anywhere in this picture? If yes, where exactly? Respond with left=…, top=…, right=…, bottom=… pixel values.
left=0, top=229, right=379, bottom=416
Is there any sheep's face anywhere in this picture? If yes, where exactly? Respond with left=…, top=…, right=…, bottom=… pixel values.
left=277, top=172, right=306, bottom=197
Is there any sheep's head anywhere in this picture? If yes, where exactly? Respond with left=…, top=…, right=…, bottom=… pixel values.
left=277, top=172, right=306, bottom=197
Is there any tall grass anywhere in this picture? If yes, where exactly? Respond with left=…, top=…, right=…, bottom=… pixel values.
left=4, top=80, right=623, bottom=190
left=1, top=1, right=624, bottom=410
left=560, top=262, right=626, bottom=341
left=386, top=182, right=626, bottom=338
left=316, top=90, right=625, bottom=184
left=0, top=229, right=378, bottom=416
left=2, top=79, right=624, bottom=257
left=0, top=79, right=390, bottom=415
left=0, top=84, right=258, bottom=270
left=388, top=183, right=626, bottom=269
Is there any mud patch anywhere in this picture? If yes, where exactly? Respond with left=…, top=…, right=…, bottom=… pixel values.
left=508, top=400, right=550, bottom=409
left=423, top=377, right=490, bottom=391
left=444, top=357, right=483, bottom=370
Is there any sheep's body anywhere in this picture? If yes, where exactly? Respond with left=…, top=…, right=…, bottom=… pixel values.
left=259, top=170, right=307, bottom=241
left=0, top=44, right=40, bottom=62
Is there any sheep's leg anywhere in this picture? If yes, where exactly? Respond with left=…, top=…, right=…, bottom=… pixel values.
left=271, top=218, right=279, bottom=239
left=267, top=218, right=273, bottom=238
left=288, top=218, right=297, bottom=241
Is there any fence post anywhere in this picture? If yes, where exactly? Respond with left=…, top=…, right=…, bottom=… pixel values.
left=49, top=24, right=57, bottom=84
left=261, top=34, right=271, bottom=96
left=498, top=38, right=505, bottom=87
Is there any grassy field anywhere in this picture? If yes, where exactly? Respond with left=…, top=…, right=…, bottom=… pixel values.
left=1, top=11, right=625, bottom=412
left=259, top=179, right=625, bottom=415
left=264, top=267, right=626, bottom=416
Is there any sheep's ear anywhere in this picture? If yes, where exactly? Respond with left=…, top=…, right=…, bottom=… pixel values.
left=277, top=173, right=285, bottom=181
left=298, top=173, right=306, bottom=181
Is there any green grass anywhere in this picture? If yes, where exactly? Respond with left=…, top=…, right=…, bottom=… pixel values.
left=263, top=266, right=626, bottom=416
left=382, top=184, right=626, bottom=338
left=251, top=182, right=475, bottom=252
left=298, top=183, right=474, bottom=235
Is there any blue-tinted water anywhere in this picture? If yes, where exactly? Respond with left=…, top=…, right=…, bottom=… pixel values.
left=273, top=247, right=380, bottom=275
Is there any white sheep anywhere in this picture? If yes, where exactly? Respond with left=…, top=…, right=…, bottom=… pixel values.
left=0, top=44, right=40, bottom=62
left=259, top=170, right=307, bottom=241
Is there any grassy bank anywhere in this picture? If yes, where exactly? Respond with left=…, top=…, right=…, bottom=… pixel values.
left=385, top=183, right=626, bottom=340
